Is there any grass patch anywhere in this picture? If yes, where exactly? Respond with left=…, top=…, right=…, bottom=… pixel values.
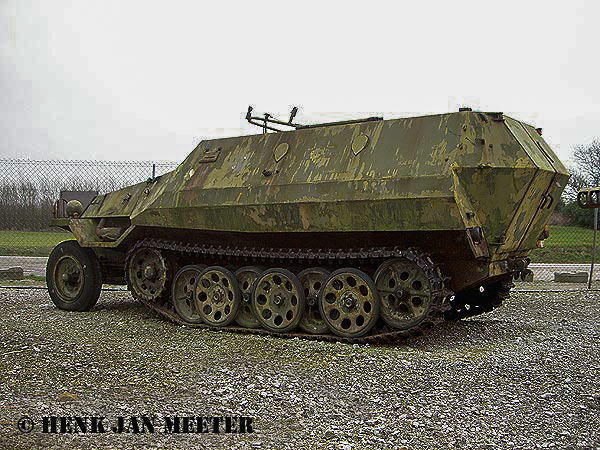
left=542, top=225, right=595, bottom=247
left=530, top=225, right=597, bottom=263
left=25, top=274, right=46, bottom=282
left=0, top=226, right=597, bottom=264
left=0, top=274, right=47, bottom=287
left=530, top=246, right=592, bottom=263
left=0, top=230, right=72, bottom=257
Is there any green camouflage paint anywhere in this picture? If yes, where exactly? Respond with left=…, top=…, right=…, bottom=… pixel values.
left=58, top=110, right=569, bottom=289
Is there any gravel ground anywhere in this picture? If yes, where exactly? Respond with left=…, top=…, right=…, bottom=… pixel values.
left=0, top=286, right=599, bottom=449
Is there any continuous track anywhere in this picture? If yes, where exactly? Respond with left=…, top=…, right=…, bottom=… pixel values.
left=445, top=280, right=514, bottom=321
left=125, top=238, right=512, bottom=343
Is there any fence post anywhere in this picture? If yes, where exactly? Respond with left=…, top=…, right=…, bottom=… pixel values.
left=589, top=208, right=598, bottom=289
left=579, top=187, right=600, bottom=289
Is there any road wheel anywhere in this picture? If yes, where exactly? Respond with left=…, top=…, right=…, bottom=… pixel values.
left=195, top=266, right=240, bottom=327
left=172, top=265, right=205, bottom=324
left=297, top=267, right=330, bottom=334
left=319, top=268, right=380, bottom=338
left=252, top=268, right=304, bottom=333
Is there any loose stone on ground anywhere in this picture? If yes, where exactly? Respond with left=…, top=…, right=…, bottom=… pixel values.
left=0, top=286, right=598, bottom=449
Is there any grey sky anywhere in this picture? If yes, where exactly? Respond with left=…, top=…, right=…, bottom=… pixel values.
left=1, top=0, right=598, bottom=165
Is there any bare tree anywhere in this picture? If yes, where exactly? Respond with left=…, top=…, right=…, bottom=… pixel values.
left=0, top=160, right=178, bottom=232
left=563, top=138, right=600, bottom=202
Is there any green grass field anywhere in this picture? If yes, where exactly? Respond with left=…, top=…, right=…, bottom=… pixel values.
left=529, top=225, right=596, bottom=263
left=541, top=225, right=594, bottom=247
left=0, top=226, right=596, bottom=262
left=0, top=230, right=73, bottom=256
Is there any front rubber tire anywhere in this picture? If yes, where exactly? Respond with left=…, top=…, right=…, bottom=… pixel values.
left=46, top=240, right=103, bottom=311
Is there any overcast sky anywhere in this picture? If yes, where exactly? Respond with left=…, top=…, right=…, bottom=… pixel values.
left=1, top=0, right=598, bottom=165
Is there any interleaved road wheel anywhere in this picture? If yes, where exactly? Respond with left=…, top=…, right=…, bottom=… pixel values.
left=234, top=266, right=263, bottom=329
left=195, top=266, right=240, bottom=327
left=172, top=265, right=205, bottom=324
left=252, top=268, right=304, bottom=333
left=298, top=267, right=330, bottom=334
left=319, top=268, right=380, bottom=338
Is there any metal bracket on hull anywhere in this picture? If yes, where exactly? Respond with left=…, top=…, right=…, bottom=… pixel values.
left=69, top=218, right=136, bottom=248
left=245, top=106, right=383, bottom=133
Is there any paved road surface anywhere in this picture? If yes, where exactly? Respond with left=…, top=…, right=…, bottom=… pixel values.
left=1, top=255, right=598, bottom=283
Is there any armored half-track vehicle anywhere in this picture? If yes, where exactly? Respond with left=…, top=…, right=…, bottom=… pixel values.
left=47, top=107, right=569, bottom=343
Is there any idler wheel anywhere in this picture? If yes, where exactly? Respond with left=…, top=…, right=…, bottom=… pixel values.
left=172, top=265, right=205, bottom=324
left=127, top=247, right=169, bottom=302
left=234, top=266, right=263, bottom=329
left=47, top=240, right=102, bottom=311
left=297, top=268, right=330, bottom=335
left=252, top=268, right=304, bottom=333
left=374, top=258, right=433, bottom=330
left=319, top=268, right=380, bottom=338
left=195, top=266, right=240, bottom=327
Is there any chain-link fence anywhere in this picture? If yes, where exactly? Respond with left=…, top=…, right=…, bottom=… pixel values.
left=0, top=158, right=597, bottom=287
left=0, top=159, right=177, bottom=282
left=528, top=208, right=599, bottom=286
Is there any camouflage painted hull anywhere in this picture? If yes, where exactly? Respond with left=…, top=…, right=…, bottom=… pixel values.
left=48, top=110, right=569, bottom=341
left=66, top=111, right=568, bottom=291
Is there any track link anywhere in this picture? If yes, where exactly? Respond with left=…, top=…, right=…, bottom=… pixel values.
left=445, top=279, right=514, bottom=321
left=125, top=238, right=453, bottom=344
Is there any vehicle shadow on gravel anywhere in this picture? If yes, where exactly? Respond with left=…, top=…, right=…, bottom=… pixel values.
left=93, top=301, right=145, bottom=312
left=88, top=292, right=540, bottom=354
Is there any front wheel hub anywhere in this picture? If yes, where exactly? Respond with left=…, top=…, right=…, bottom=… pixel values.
left=61, top=272, right=71, bottom=283
left=54, top=255, right=84, bottom=301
